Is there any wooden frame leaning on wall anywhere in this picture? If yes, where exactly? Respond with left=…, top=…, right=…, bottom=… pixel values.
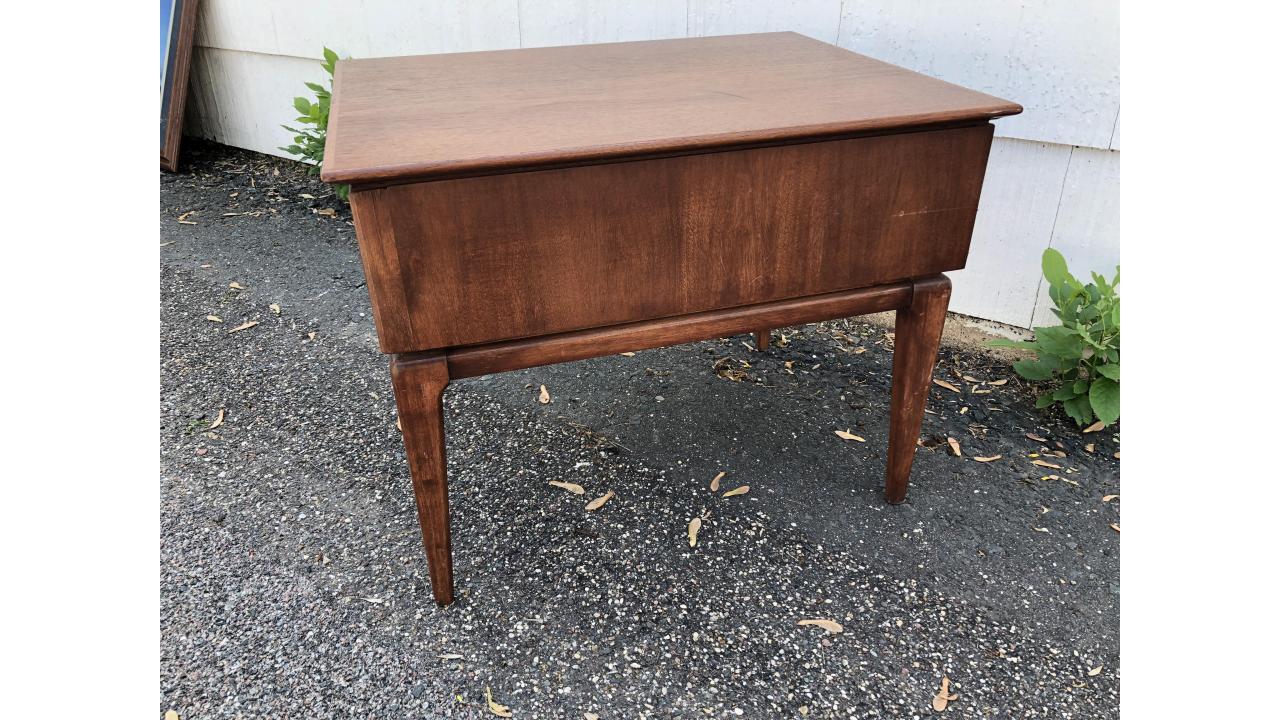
left=161, top=0, right=199, bottom=172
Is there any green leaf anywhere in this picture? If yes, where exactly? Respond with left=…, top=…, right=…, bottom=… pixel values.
left=1097, top=363, right=1119, bottom=381
left=293, top=97, right=312, bottom=115
left=984, top=338, right=1040, bottom=351
left=1052, top=384, right=1079, bottom=401
left=1072, top=378, right=1089, bottom=395
left=1034, top=326, right=1085, bottom=359
left=1035, top=392, right=1055, bottom=409
left=1063, top=394, right=1094, bottom=427
left=1092, top=272, right=1109, bottom=293
left=1013, top=358, right=1056, bottom=381
left=1042, top=248, right=1070, bottom=287
left=1089, top=378, right=1120, bottom=425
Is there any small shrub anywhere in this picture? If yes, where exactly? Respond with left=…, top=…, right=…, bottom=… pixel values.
left=281, top=47, right=348, bottom=201
left=988, top=249, right=1119, bottom=428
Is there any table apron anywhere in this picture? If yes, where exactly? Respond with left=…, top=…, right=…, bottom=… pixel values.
left=418, top=279, right=920, bottom=379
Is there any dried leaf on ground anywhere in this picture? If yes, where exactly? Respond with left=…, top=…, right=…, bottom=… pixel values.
left=396, top=416, right=402, bottom=432
left=485, top=687, right=513, bottom=718
left=270, top=303, right=281, bottom=315
left=165, top=712, right=180, bottom=720
left=932, top=676, right=958, bottom=712
left=716, top=367, right=748, bottom=382
left=438, top=653, right=463, bottom=660
left=308, top=331, right=317, bottom=341
left=538, top=385, right=551, bottom=404
left=1033, top=527, right=1050, bottom=533
left=1102, top=494, right=1119, bottom=502
left=228, top=320, right=259, bottom=334
left=1110, top=523, right=1120, bottom=532
left=797, top=618, right=843, bottom=634
left=177, top=211, right=197, bottom=225
left=973, top=455, right=1002, bottom=463
left=710, top=471, right=725, bottom=492
left=229, top=282, right=244, bottom=290
left=208, top=409, right=225, bottom=430
left=1083, top=420, right=1105, bottom=433
left=620, top=352, right=636, bottom=357
left=722, top=485, right=750, bottom=498
left=988, top=378, right=1008, bottom=386
left=835, top=429, right=865, bottom=442
left=933, top=379, right=961, bottom=393
left=549, top=481, right=585, bottom=495
left=585, top=490, right=614, bottom=511
left=206, top=315, right=222, bottom=323
left=1031, top=459, right=1061, bottom=469
left=1026, top=433, right=1048, bottom=442
left=688, top=517, right=702, bottom=546
left=1113, top=451, right=1120, bottom=460
left=1088, top=665, right=1103, bottom=677
left=946, top=437, right=962, bottom=456
left=585, top=714, right=599, bottom=720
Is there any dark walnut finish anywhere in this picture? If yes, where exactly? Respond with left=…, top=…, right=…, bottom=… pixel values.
left=350, top=125, right=993, bottom=353
left=324, top=32, right=1020, bottom=606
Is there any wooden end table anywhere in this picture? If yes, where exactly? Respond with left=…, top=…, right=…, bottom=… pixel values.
left=322, top=32, right=1020, bottom=605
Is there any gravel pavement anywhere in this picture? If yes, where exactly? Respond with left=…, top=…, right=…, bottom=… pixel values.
left=160, top=142, right=1120, bottom=719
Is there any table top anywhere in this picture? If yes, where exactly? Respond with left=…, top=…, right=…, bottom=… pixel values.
left=322, top=32, right=1019, bottom=186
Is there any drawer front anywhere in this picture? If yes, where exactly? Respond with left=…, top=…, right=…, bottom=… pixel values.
left=352, top=124, right=993, bottom=353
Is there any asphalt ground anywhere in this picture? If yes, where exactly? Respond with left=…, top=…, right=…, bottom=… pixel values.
left=160, top=141, right=1119, bottom=718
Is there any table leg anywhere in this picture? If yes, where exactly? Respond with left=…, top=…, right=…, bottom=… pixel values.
left=885, top=275, right=951, bottom=504
left=389, top=351, right=455, bottom=605
left=754, top=329, right=771, bottom=351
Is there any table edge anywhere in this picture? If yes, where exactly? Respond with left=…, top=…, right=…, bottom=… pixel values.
left=322, top=112, right=1019, bottom=187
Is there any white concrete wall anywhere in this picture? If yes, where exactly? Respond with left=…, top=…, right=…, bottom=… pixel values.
left=186, top=0, right=1119, bottom=329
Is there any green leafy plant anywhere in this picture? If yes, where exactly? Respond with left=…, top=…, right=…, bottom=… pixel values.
left=281, top=47, right=348, bottom=201
left=988, top=249, right=1119, bottom=428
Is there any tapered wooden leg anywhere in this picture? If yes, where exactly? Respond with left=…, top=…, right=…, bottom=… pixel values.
left=886, top=275, right=951, bottom=504
left=755, top=329, right=771, bottom=350
left=389, top=352, right=454, bottom=605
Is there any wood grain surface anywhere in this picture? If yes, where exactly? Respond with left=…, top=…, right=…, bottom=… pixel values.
left=322, top=32, right=1020, bottom=185
left=886, top=275, right=952, bottom=504
left=389, top=352, right=454, bottom=605
left=439, top=283, right=914, bottom=379
left=350, top=124, right=992, bottom=353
